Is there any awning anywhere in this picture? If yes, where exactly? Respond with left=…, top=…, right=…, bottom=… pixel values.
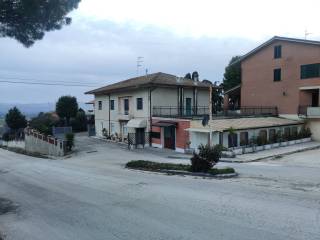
left=185, top=128, right=211, bottom=133
left=127, top=119, right=147, bottom=128
left=152, top=121, right=177, bottom=127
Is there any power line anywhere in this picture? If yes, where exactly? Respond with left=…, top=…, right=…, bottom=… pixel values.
left=0, top=80, right=99, bottom=87
left=0, top=75, right=102, bottom=86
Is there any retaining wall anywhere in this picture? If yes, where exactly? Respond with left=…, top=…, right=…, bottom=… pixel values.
left=25, top=129, right=66, bottom=157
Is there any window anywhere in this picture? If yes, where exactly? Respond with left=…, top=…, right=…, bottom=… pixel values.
left=274, top=68, right=281, bottom=82
left=240, top=132, right=249, bottom=146
left=111, top=123, right=115, bottom=134
left=269, top=129, right=276, bottom=143
left=98, top=101, right=102, bottom=110
left=110, top=100, right=115, bottom=110
left=274, top=45, right=282, bottom=59
left=228, top=133, right=238, bottom=148
left=259, top=130, right=267, bottom=145
left=292, top=127, right=298, bottom=139
left=124, top=99, right=129, bottom=115
left=137, top=98, right=143, bottom=110
left=151, top=132, right=161, bottom=139
left=301, top=63, right=320, bottom=79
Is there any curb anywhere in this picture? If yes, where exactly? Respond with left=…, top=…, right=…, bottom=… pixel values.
left=126, top=168, right=238, bottom=179
left=220, top=145, right=320, bottom=163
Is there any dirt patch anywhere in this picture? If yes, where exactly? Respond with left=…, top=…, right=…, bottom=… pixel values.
left=0, top=198, right=18, bottom=215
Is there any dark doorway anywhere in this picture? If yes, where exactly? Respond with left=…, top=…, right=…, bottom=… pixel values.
left=312, top=91, right=319, bottom=107
left=136, top=128, right=145, bottom=145
left=164, top=126, right=175, bottom=149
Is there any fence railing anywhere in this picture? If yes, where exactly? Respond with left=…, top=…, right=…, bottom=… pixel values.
left=299, top=105, right=320, bottom=117
left=153, top=106, right=278, bottom=118
left=128, top=132, right=151, bottom=149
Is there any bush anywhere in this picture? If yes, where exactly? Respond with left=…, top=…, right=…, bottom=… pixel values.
left=65, top=133, right=74, bottom=151
left=2, top=132, right=10, bottom=141
left=125, top=160, right=235, bottom=176
left=190, top=144, right=222, bottom=172
left=126, top=160, right=190, bottom=171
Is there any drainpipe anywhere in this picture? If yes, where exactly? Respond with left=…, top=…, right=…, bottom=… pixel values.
left=108, top=94, right=111, bottom=137
left=149, top=86, right=157, bottom=146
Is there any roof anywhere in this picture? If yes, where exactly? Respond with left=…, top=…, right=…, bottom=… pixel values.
left=224, top=84, right=241, bottom=94
left=233, top=36, right=320, bottom=65
left=85, top=72, right=212, bottom=95
left=189, top=117, right=303, bottom=132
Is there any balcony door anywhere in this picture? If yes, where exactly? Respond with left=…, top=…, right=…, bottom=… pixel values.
left=312, top=91, right=319, bottom=107
left=186, top=98, right=192, bottom=116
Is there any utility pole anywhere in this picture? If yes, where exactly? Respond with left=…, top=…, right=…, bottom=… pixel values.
left=209, top=84, right=213, bottom=146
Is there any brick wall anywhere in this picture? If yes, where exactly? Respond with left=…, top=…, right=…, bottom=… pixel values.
left=241, top=40, right=320, bottom=115
left=175, top=120, right=190, bottom=149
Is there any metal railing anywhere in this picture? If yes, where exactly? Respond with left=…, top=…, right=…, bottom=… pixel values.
left=299, top=105, right=320, bottom=117
left=153, top=106, right=278, bottom=119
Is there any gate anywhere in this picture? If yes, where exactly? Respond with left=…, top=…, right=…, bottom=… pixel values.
left=128, top=132, right=151, bottom=149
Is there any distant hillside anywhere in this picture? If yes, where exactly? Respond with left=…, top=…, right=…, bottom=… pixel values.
left=0, top=103, right=90, bottom=118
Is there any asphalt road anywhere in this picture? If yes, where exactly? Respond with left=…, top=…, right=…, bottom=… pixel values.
left=0, top=136, right=319, bottom=240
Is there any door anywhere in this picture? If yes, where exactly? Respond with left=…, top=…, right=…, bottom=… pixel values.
left=135, top=128, right=145, bottom=145
left=164, top=126, right=175, bottom=149
left=124, top=99, right=129, bottom=115
left=186, top=98, right=192, bottom=116
left=312, top=91, right=319, bottom=107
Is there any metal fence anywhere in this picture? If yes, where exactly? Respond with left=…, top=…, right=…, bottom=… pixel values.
left=128, top=132, right=151, bottom=149
left=153, top=106, right=278, bottom=119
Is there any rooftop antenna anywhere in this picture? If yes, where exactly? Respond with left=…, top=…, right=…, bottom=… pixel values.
left=137, top=56, right=144, bottom=76
left=305, top=28, right=312, bottom=40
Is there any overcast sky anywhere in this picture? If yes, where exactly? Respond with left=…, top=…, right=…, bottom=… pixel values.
left=0, top=0, right=320, bottom=104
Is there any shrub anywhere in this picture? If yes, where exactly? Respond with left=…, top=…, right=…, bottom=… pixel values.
left=190, top=144, right=222, bottom=172
left=2, top=132, right=10, bottom=141
left=65, top=133, right=74, bottom=151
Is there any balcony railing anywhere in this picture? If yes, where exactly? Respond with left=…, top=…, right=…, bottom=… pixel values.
left=153, top=106, right=278, bottom=119
left=299, top=105, right=320, bottom=118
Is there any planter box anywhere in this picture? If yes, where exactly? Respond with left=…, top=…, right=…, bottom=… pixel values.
left=271, top=143, right=280, bottom=148
left=295, top=139, right=302, bottom=144
left=280, top=141, right=289, bottom=147
left=301, top=138, right=311, bottom=143
left=289, top=140, right=296, bottom=145
left=256, top=146, right=264, bottom=151
left=232, top=148, right=243, bottom=155
left=264, top=144, right=272, bottom=150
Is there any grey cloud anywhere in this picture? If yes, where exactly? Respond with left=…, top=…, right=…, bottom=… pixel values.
left=0, top=18, right=258, bottom=104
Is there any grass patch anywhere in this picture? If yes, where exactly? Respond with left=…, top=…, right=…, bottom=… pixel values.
left=126, top=160, right=235, bottom=175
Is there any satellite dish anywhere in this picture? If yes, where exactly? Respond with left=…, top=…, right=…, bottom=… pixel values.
left=202, top=115, right=209, bottom=127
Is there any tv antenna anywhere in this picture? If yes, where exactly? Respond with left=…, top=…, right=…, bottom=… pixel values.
left=305, top=29, right=312, bottom=40
left=136, top=57, right=144, bottom=76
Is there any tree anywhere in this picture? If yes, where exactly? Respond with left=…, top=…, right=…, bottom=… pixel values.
left=71, top=108, right=87, bottom=132
left=191, top=71, right=199, bottom=81
left=222, top=56, right=242, bottom=91
left=190, top=144, right=222, bottom=172
left=5, top=107, right=27, bottom=131
left=184, top=73, right=192, bottom=79
left=0, top=0, right=81, bottom=47
left=212, top=83, right=223, bottom=113
left=29, top=112, right=59, bottom=135
left=56, top=96, right=78, bottom=126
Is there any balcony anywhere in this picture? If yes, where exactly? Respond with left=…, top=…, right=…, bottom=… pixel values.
left=153, top=106, right=278, bottom=119
left=298, top=106, right=320, bottom=118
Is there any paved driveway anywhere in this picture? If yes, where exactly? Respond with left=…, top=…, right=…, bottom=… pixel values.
left=0, top=136, right=319, bottom=240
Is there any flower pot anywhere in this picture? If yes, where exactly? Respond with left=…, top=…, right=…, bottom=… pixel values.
left=264, top=144, right=272, bottom=150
